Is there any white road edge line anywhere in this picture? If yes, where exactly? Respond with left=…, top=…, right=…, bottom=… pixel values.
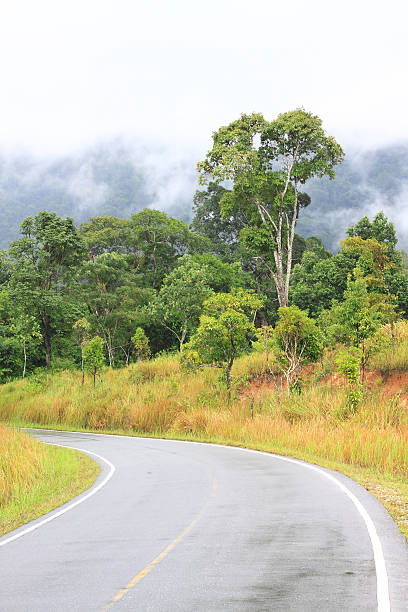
left=155, top=437, right=390, bottom=612
left=237, top=447, right=391, bottom=612
left=0, top=445, right=115, bottom=548
left=19, top=429, right=391, bottom=611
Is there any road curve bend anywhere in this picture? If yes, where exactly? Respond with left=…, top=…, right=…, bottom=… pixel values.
left=1, top=430, right=407, bottom=611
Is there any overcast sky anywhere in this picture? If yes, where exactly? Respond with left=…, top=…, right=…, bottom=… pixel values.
left=1, top=0, right=407, bottom=158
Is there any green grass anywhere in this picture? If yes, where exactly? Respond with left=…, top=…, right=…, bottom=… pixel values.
left=0, top=424, right=100, bottom=536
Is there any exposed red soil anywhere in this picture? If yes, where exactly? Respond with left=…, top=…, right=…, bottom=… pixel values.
left=241, top=368, right=408, bottom=401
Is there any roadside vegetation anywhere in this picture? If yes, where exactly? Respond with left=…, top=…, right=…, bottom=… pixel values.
left=1, top=325, right=408, bottom=540
left=0, top=424, right=100, bottom=536
left=1, top=109, right=408, bottom=541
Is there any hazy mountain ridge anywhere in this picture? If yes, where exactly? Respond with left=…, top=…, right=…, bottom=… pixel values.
left=0, top=141, right=407, bottom=251
left=0, top=142, right=196, bottom=248
left=298, top=143, right=408, bottom=251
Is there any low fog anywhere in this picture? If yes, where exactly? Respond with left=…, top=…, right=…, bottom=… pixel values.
left=0, top=140, right=407, bottom=253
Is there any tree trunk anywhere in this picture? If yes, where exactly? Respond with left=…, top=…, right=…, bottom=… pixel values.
left=42, top=316, right=52, bottom=368
left=81, top=346, right=85, bottom=385
left=226, top=366, right=231, bottom=392
left=23, top=340, right=27, bottom=378
left=276, top=282, right=288, bottom=307
left=106, top=334, right=114, bottom=368
left=179, top=326, right=187, bottom=352
left=226, top=357, right=234, bottom=398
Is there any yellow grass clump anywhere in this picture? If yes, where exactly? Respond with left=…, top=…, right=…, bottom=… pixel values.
left=0, top=423, right=99, bottom=535
left=0, top=424, right=45, bottom=506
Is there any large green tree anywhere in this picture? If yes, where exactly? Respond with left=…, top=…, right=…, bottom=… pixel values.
left=77, top=251, right=151, bottom=367
left=190, top=182, right=245, bottom=261
left=128, top=209, right=208, bottom=288
left=8, top=212, right=86, bottom=367
left=198, top=109, right=344, bottom=307
left=149, top=255, right=213, bottom=351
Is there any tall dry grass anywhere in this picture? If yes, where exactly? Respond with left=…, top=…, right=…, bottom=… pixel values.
left=0, top=423, right=99, bottom=535
left=2, top=349, right=408, bottom=482
left=0, top=424, right=46, bottom=506
left=369, top=320, right=408, bottom=372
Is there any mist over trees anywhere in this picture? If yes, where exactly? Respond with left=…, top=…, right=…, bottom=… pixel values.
left=298, top=143, right=408, bottom=251
left=0, top=142, right=196, bottom=249
left=0, top=141, right=408, bottom=251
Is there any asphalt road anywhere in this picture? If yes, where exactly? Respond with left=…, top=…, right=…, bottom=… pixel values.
left=1, top=430, right=408, bottom=611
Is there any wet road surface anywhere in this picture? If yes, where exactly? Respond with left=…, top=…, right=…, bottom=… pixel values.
left=1, top=430, right=408, bottom=611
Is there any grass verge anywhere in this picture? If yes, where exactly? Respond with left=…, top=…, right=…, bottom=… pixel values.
left=0, top=424, right=100, bottom=536
left=1, top=346, right=408, bottom=542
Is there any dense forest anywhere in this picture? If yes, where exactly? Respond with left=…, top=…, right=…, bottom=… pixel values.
left=0, top=109, right=407, bottom=388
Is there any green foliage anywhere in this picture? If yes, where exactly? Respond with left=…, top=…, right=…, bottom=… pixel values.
left=335, top=347, right=362, bottom=385
left=77, top=251, right=152, bottom=367
left=335, top=347, right=363, bottom=413
left=149, top=255, right=213, bottom=351
left=131, top=328, right=151, bottom=361
left=78, top=216, right=130, bottom=256
left=347, top=212, right=398, bottom=256
left=321, top=270, right=396, bottom=381
left=323, top=273, right=390, bottom=347
left=290, top=238, right=350, bottom=316
left=190, top=182, right=243, bottom=261
left=188, top=253, right=250, bottom=293
left=273, top=305, right=323, bottom=392
left=72, top=318, right=91, bottom=345
left=185, top=291, right=263, bottom=389
left=9, top=314, right=42, bottom=378
left=128, top=209, right=209, bottom=288
left=292, top=213, right=408, bottom=319
left=8, top=211, right=86, bottom=368
left=83, top=336, right=106, bottom=386
left=198, top=109, right=343, bottom=307
left=331, top=274, right=385, bottom=346
left=203, top=288, right=263, bottom=319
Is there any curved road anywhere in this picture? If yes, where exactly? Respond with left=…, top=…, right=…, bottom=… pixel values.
left=1, top=430, right=408, bottom=611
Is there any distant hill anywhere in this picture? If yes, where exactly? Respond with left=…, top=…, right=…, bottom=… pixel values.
left=298, top=143, right=408, bottom=251
left=0, top=140, right=407, bottom=252
left=0, top=142, right=196, bottom=249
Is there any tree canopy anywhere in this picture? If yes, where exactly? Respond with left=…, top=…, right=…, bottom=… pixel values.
left=198, top=109, right=344, bottom=307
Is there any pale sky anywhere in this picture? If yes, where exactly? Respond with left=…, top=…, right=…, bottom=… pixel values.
left=1, top=0, right=407, bottom=157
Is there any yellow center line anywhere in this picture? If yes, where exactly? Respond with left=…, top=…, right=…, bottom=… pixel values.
left=100, top=478, right=217, bottom=611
